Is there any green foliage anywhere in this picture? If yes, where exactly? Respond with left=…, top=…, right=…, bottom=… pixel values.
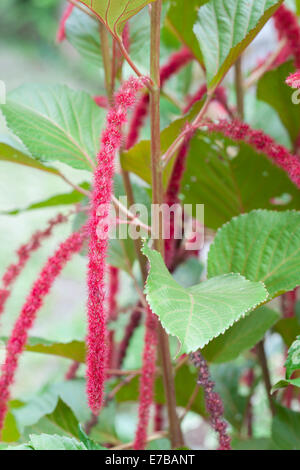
left=1, top=84, right=105, bottom=171
left=257, top=61, right=300, bottom=144
left=272, top=404, right=300, bottom=450
left=194, top=0, right=283, bottom=89
left=143, top=243, right=267, bottom=353
left=202, top=306, right=280, bottom=363
left=80, top=0, right=157, bottom=38
left=208, top=210, right=300, bottom=298
left=272, top=336, right=300, bottom=391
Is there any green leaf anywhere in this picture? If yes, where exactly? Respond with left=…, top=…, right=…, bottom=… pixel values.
left=143, top=244, right=268, bottom=353
left=1, top=411, right=20, bottom=443
left=65, top=6, right=102, bottom=67
left=181, top=130, right=300, bottom=229
left=202, top=306, right=280, bottom=363
left=232, top=437, right=273, bottom=450
left=194, top=0, right=283, bottom=89
left=1, top=84, right=105, bottom=171
left=45, top=399, right=80, bottom=439
left=78, top=425, right=106, bottom=450
left=29, top=433, right=87, bottom=451
left=272, top=404, right=300, bottom=450
left=207, top=210, right=300, bottom=299
left=285, top=336, right=300, bottom=379
left=81, top=0, right=157, bottom=38
left=173, top=258, right=204, bottom=288
left=0, top=337, right=86, bottom=363
left=257, top=61, right=300, bottom=144
left=166, top=0, right=207, bottom=63
left=274, top=317, right=300, bottom=347
left=271, top=378, right=300, bottom=393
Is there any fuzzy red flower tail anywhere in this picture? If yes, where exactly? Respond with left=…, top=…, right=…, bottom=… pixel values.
left=126, top=47, right=193, bottom=150
left=87, top=77, right=147, bottom=414
left=0, top=212, right=69, bottom=319
left=0, top=230, right=85, bottom=432
left=133, top=308, right=158, bottom=450
left=191, top=352, right=231, bottom=450
left=273, top=4, right=300, bottom=68
left=56, top=3, right=74, bottom=43
left=207, top=119, right=300, bottom=189
left=107, top=266, right=119, bottom=322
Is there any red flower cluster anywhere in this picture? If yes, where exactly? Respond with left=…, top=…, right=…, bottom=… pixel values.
left=207, top=119, right=300, bottom=189
left=273, top=4, right=300, bottom=68
left=0, top=230, right=85, bottom=432
left=87, top=77, right=146, bottom=414
left=0, top=213, right=68, bottom=319
left=126, top=47, right=193, bottom=150
left=191, top=352, right=231, bottom=450
left=286, top=71, right=300, bottom=89
left=56, top=3, right=74, bottom=43
left=133, top=308, right=158, bottom=450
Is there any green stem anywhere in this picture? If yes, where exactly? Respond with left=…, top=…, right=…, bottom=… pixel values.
left=149, top=0, right=184, bottom=449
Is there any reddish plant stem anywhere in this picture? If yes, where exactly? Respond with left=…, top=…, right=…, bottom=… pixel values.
left=256, top=340, right=275, bottom=416
left=65, top=361, right=80, bottom=381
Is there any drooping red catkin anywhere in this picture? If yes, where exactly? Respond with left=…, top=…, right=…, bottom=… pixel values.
left=206, top=119, right=300, bottom=189
left=273, top=4, right=300, bottom=68
left=87, top=77, right=146, bottom=414
left=56, top=3, right=74, bottom=43
left=65, top=361, right=80, bottom=381
left=107, top=266, right=119, bottom=322
left=117, top=308, right=142, bottom=368
left=133, top=308, right=158, bottom=450
left=126, top=47, right=193, bottom=150
left=286, top=71, right=300, bottom=88
left=0, top=212, right=68, bottom=319
left=282, top=290, right=297, bottom=318
left=191, top=352, right=231, bottom=450
left=0, top=230, right=85, bottom=432
left=164, top=127, right=195, bottom=270
left=154, top=403, right=163, bottom=432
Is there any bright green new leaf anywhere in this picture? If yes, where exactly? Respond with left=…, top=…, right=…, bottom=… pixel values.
left=207, top=210, right=300, bottom=298
left=272, top=404, right=300, bottom=450
left=271, top=378, right=300, bottom=393
left=194, top=0, right=283, bottom=89
left=285, top=336, right=300, bottom=379
left=202, top=307, right=280, bottom=363
left=1, top=84, right=106, bottom=171
left=80, top=0, right=157, bottom=38
left=143, top=244, right=268, bottom=353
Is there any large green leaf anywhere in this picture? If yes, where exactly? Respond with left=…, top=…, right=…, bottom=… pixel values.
left=65, top=6, right=102, bottom=67
left=44, top=399, right=80, bottom=439
left=0, top=337, right=86, bottom=363
left=194, top=0, right=283, bottom=89
left=166, top=0, right=207, bottom=63
left=257, top=61, right=300, bottom=144
left=29, top=433, right=87, bottom=450
left=202, top=306, right=280, bottom=363
left=143, top=244, right=268, bottom=353
left=272, top=404, right=300, bottom=450
left=181, top=130, right=300, bottom=229
left=0, top=84, right=105, bottom=171
left=80, top=0, right=156, bottom=38
left=207, top=210, right=300, bottom=299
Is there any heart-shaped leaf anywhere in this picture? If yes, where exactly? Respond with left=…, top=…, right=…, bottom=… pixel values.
left=143, top=244, right=268, bottom=353
left=1, top=84, right=106, bottom=171
left=80, top=0, right=157, bottom=38
left=194, top=0, right=283, bottom=89
left=207, top=210, right=300, bottom=299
